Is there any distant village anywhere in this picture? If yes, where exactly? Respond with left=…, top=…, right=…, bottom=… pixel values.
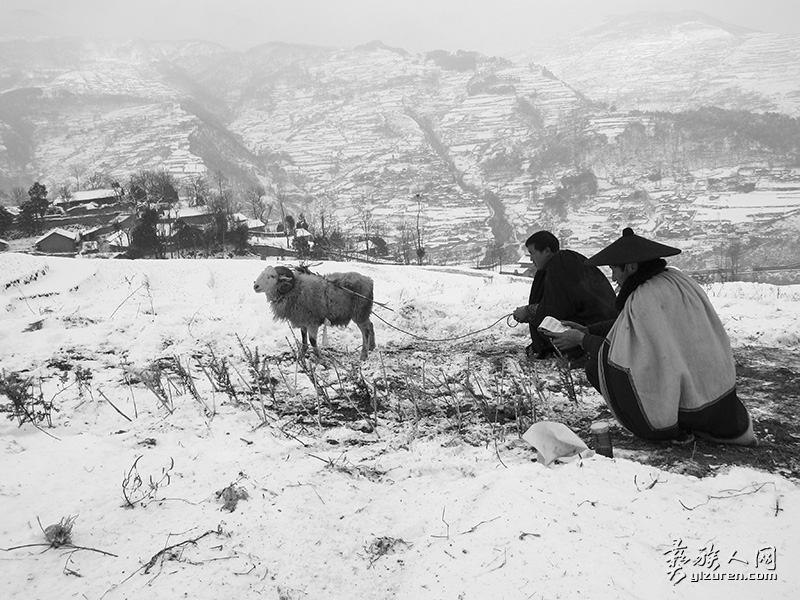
left=2, top=162, right=800, bottom=286
left=0, top=187, right=314, bottom=260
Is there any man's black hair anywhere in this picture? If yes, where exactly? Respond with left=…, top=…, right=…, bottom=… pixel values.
left=525, top=230, right=559, bottom=253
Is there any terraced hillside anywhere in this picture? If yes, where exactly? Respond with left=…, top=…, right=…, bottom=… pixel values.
left=512, top=11, right=800, bottom=116
left=1, top=14, right=800, bottom=265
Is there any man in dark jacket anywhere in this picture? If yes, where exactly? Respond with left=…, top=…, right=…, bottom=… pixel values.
left=512, top=231, right=617, bottom=359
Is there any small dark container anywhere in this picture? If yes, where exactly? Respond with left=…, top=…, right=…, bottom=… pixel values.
left=591, top=421, right=614, bottom=458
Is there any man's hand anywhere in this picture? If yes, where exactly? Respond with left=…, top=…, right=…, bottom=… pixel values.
left=560, top=321, right=588, bottom=335
left=513, top=305, right=532, bottom=323
left=550, top=328, right=585, bottom=351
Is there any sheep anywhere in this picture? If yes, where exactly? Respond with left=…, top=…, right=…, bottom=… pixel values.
left=253, top=265, right=376, bottom=359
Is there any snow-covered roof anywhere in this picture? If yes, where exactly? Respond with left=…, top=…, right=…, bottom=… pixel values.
left=105, top=230, right=130, bottom=247
left=35, top=228, right=79, bottom=244
left=172, top=206, right=211, bottom=218
left=67, top=202, right=99, bottom=212
left=71, top=189, right=117, bottom=202
left=233, top=213, right=265, bottom=229
left=248, top=232, right=293, bottom=250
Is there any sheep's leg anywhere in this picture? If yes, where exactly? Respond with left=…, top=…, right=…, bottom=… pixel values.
left=356, top=320, right=375, bottom=359
left=299, top=327, right=308, bottom=358
left=306, top=324, right=321, bottom=358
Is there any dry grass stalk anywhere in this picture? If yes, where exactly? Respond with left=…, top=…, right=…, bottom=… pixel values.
left=173, top=355, right=215, bottom=418
left=121, top=455, right=175, bottom=508
left=41, top=515, right=77, bottom=547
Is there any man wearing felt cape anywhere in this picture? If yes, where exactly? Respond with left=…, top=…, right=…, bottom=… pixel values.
left=549, top=228, right=757, bottom=446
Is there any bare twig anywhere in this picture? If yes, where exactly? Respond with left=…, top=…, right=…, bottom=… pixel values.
left=634, top=473, right=666, bottom=492
left=3, top=516, right=116, bottom=558
left=431, top=506, right=450, bottom=539
left=121, top=455, right=174, bottom=508
left=483, top=548, right=508, bottom=573
left=97, top=389, right=132, bottom=422
left=109, top=283, right=146, bottom=319
left=143, top=529, right=219, bottom=574
left=679, top=481, right=772, bottom=511
left=62, top=543, right=118, bottom=557
left=1, top=542, right=117, bottom=557
left=102, top=527, right=220, bottom=598
left=1, top=542, right=51, bottom=552
left=460, top=516, right=500, bottom=535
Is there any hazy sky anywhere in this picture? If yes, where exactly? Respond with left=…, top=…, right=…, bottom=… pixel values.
left=3, top=0, right=800, bottom=54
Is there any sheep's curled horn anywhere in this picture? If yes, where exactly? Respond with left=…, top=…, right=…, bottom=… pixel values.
left=274, top=265, right=295, bottom=295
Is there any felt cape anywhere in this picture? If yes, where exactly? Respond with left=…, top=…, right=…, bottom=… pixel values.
left=597, top=268, right=742, bottom=435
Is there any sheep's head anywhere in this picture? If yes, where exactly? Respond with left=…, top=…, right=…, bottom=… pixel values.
left=253, top=266, right=295, bottom=300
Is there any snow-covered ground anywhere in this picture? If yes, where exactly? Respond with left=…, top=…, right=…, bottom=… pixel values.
left=1, top=253, right=798, bottom=599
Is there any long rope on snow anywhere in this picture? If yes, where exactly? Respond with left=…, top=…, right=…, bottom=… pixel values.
left=370, top=311, right=516, bottom=343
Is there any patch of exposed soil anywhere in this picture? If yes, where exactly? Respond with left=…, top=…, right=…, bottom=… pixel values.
left=288, top=342, right=800, bottom=483
left=586, top=346, right=800, bottom=481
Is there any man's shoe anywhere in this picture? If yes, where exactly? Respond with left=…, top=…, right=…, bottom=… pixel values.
left=526, top=344, right=555, bottom=360
left=671, top=431, right=696, bottom=446
left=568, top=351, right=589, bottom=370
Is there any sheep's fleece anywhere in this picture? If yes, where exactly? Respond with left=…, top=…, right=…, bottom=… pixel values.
left=253, top=265, right=376, bottom=359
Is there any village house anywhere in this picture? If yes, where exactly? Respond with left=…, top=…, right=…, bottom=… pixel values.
left=104, top=230, right=130, bottom=253
left=0, top=238, right=9, bottom=252
left=55, top=188, right=120, bottom=210
left=233, top=212, right=266, bottom=232
left=35, top=228, right=80, bottom=254
left=81, top=214, right=137, bottom=243
left=162, top=206, right=215, bottom=227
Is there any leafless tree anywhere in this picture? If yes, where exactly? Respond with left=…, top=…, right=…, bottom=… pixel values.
left=85, top=171, right=114, bottom=190
left=111, top=181, right=125, bottom=202
left=205, top=172, right=244, bottom=252
left=274, top=187, right=292, bottom=246
left=211, top=171, right=227, bottom=201
left=128, top=170, right=180, bottom=211
left=10, top=186, right=27, bottom=206
left=723, top=238, right=743, bottom=281
left=396, top=220, right=414, bottom=264
left=414, top=192, right=426, bottom=265
left=183, top=175, right=210, bottom=207
left=312, top=192, right=338, bottom=239
left=243, top=184, right=268, bottom=222
left=56, top=183, right=73, bottom=203
left=358, top=203, right=374, bottom=256
left=71, top=164, right=85, bottom=191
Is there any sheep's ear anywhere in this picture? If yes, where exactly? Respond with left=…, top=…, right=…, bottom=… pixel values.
left=275, top=269, right=295, bottom=294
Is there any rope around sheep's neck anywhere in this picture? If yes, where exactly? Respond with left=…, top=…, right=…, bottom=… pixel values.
left=305, top=268, right=393, bottom=311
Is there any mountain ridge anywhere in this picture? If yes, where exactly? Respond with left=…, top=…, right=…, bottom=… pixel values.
left=511, top=10, right=800, bottom=116
left=1, top=12, right=800, bottom=265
